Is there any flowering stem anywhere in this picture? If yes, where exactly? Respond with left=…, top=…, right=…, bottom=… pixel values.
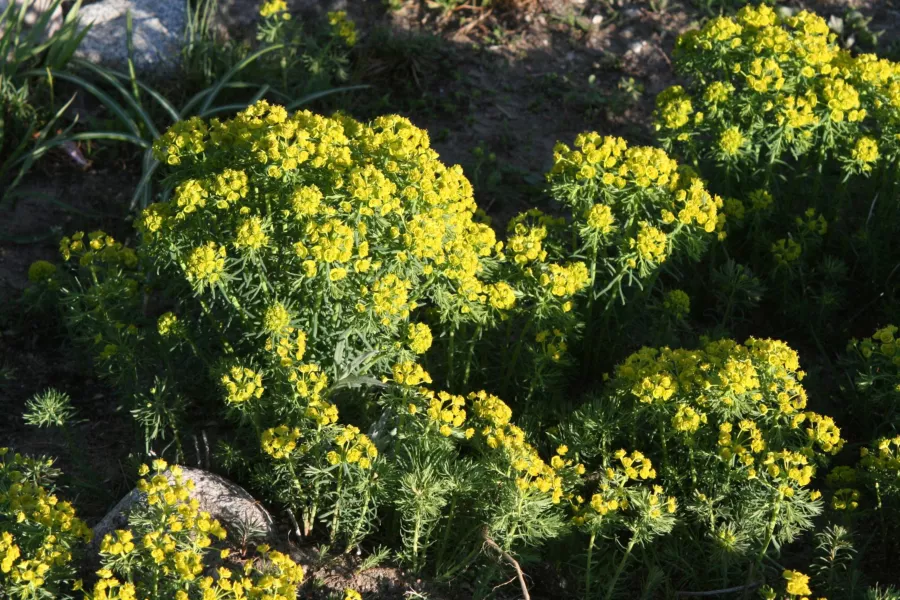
left=330, top=464, right=344, bottom=544
left=585, top=530, right=597, bottom=600
left=462, top=326, right=481, bottom=388
left=347, top=480, right=371, bottom=553
left=604, top=535, right=636, bottom=600
left=502, top=319, right=532, bottom=398
left=435, top=494, right=457, bottom=574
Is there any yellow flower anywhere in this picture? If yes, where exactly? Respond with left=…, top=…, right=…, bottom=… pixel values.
left=407, top=323, right=433, bottom=354
left=27, top=260, right=56, bottom=282
left=185, top=242, right=226, bottom=285
left=852, top=137, right=879, bottom=168
left=259, top=0, right=289, bottom=18
left=263, top=302, right=292, bottom=336
left=718, top=126, right=745, bottom=156
left=783, top=570, right=812, bottom=596
left=586, top=204, right=615, bottom=234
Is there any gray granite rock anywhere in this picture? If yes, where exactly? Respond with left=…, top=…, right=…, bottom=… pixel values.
left=0, top=0, right=64, bottom=37
left=92, top=466, right=277, bottom=547
left=75, top=0, right=185, bottom=75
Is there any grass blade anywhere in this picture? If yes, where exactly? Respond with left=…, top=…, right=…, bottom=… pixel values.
left=72, top=59, right=180, bottom=123
left=286, top=84, right=372, bottom=110
left=195, top=43, right=284, bottom=115
left=72, top=60, right=160, bottom=138
left=25, top=69, right=143, bottom=138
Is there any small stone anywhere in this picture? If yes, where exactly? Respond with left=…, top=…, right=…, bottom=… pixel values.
left=629, top=40, right=647, bottom=55
left=592, top=14, right=603, bottom=26
left=92, top=466, right=277, bottom=548
left=76, top=0, right=186, bottom=76
left=0, top=0, right=63, bottom=37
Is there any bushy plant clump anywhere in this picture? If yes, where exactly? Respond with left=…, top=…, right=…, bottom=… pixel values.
left=0, top=450, right=92, bottom=600
left=562, top=336, right=842, bottom=589
left=83, top=459, right=305, bottom=600
left=16, top=2, right=900, bottom=596
left=653, top=5, right=900, bottom=337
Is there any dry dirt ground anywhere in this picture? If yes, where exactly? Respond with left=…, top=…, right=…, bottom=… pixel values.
left=1, top=0, right=899, bottom=597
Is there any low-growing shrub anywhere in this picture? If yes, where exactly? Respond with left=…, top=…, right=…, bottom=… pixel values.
left=561, top=336, right=842, bottom=592
left=0, top=449, right=92, bottom=599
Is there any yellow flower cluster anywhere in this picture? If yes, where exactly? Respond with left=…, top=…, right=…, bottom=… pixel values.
left=613, top=338, right=842, bottom=489
left=391, top=361, right=432, bottom=386
left=662, top=4, right=900, bottom=174
left=327, top=11, right=357, bottom=46
left=0, top=450, right=92, bottom=596
left=662, top=289, right=690, bottom=319
left=535, top=328, right=568, bottom=362
left=222, top=365, right=265, bottom=404
left=783, top=569, right=812, bottom=597
left=264, top=302, right=293, bottom=336
left=185, top=242, right=226, bottom=286
left=327, top=425, right=378, bottom=470
left=421, top=390, right=471, bottom=438
left=468, top=390, right=577, bottom=504
left=573, top=450, right=675, bottom=528
left=262, top=425, right=302, bottom=459
left=548, top=131, right=722, bottom=286
left=541, top=262, right=589, bottom=298
left=848, top=324, right=900, bottom=366
left=147, top=102, right=505, bottom=366
left=265, top=327, right=308, bottom=367
left=27, top=260, right=56, bottom=283
left=859, top=435, right=900, bottom=476
left=59, top=231, right=137, bottom=268
left=259, top=0, right=288, bottom=18
left=771, top=238, right=802, bottom=266
left=88, top=460, right=304, bottom=599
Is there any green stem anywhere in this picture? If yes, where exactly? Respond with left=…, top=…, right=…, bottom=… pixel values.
left=585, top=531, right=597, bottom=600
left=447, top=328, right=455, bottom=390
left=604, top=536, right=636, bottom=600
left=501, top=319, right=532, bottom=398
left=347, top=481, right=371, bottom=553
left=435, top=495, right=457, bottom=574
left=330, top=465, right=344, bottom=544
left=462, top=326, right=481, bottom=387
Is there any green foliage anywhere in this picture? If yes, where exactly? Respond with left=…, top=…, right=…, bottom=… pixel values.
left=0, top=0, right=90, bottom=205
left=13, top=2, right=900, bottom=597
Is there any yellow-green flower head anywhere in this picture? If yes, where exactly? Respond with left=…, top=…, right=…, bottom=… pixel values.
left=27, top=260, right=56, bottom=283
left=328, top=10, right=357, bottom=46
left=157, top=312, right=180, bottom=337
left=771, top=238, right=802, bottom=265
left=654, top=85, right=694, bottom=131
left=185, top=242, right=226, bottom=285
left=635, top=222, right=668, bottom=263
left=221, top=366, right=264, bottom=404
left=234, top=216, right=270, bottom=251
left=663, top=289, right=691, bottom=319
left=586, top=204, right=615, bottom=235
left=782, top=570, right=812, bottom=596
left=259, top=0, right=289, bottom=18
left=261, top=425, right=301, bottom=459
left=392, top=361, right=432, bottom=386
left=263, top=302, right=292, bottom=336
left=486, top=282, right=516, bottom=311
left=407, top=323, right=433, bottom=354
left=718, top=126, right=745, bottom=156
left=852, top=136, right=879, bottom=167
